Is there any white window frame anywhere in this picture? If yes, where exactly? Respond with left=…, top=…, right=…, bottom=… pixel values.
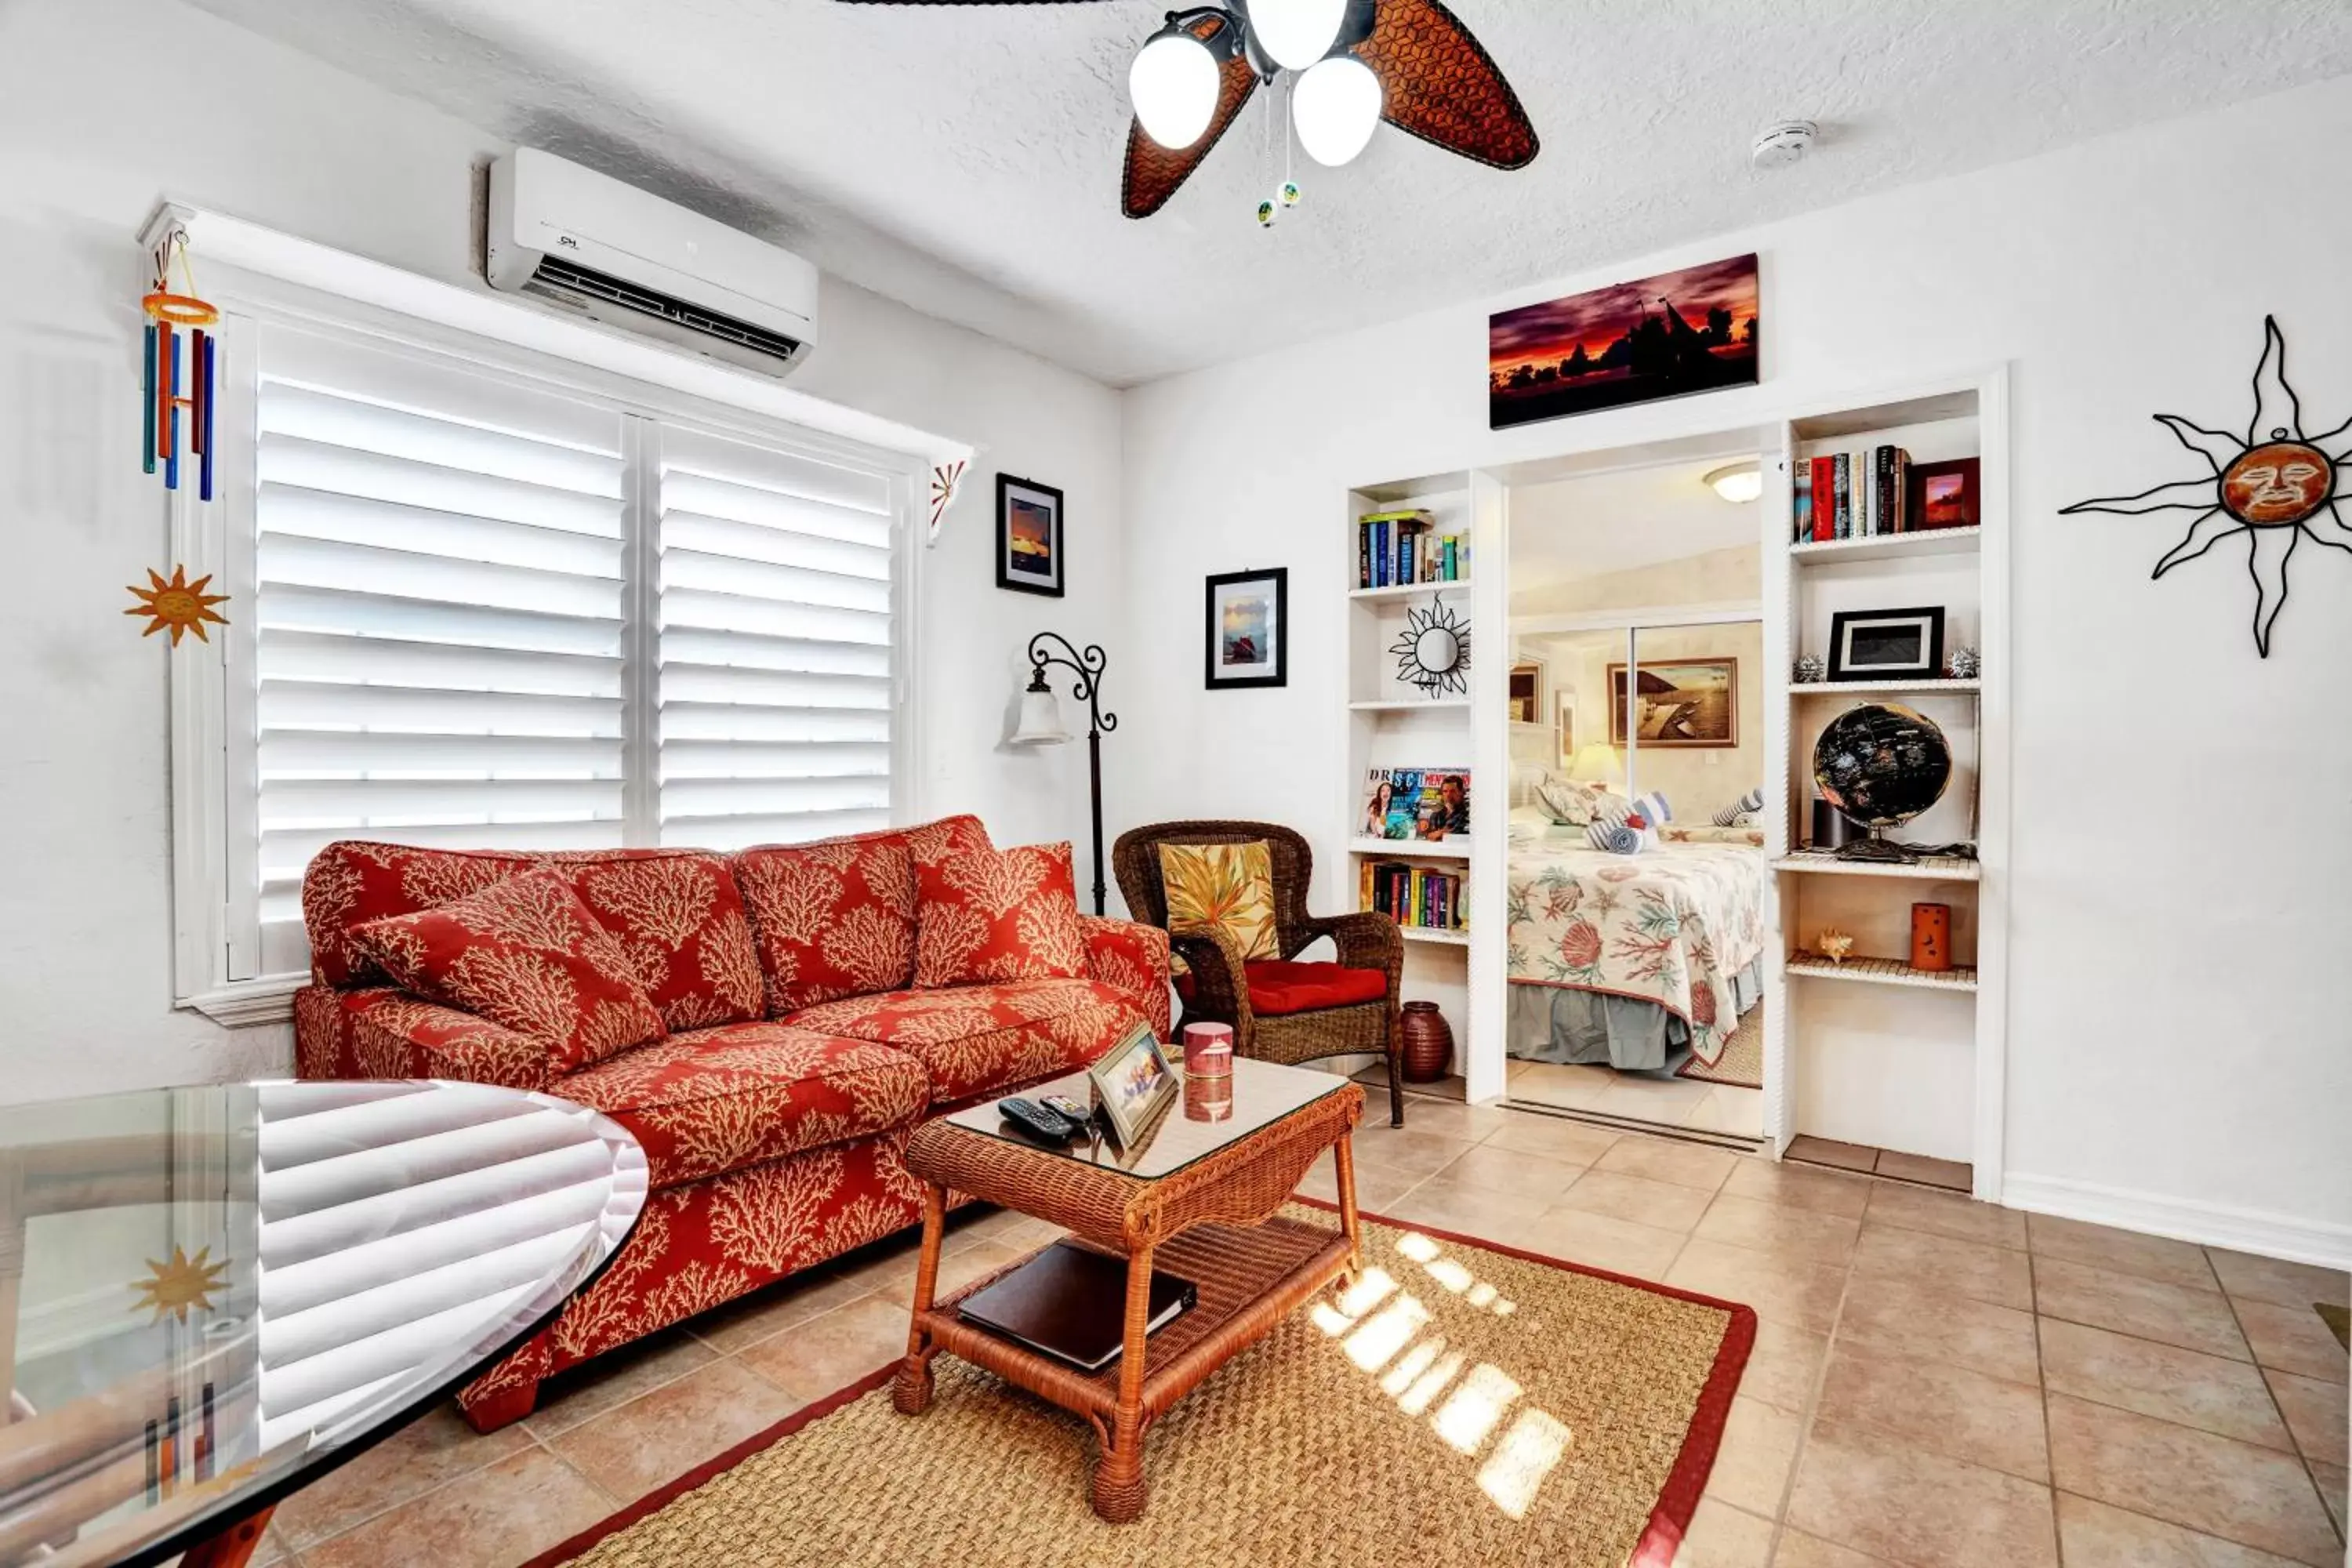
left=169, top=265, right=930, bottom=1025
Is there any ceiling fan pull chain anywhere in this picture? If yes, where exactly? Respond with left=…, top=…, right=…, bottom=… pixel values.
left=1257, top=73, right=1302, bottom=228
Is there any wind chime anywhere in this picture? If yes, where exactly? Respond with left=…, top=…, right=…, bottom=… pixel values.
left=140, top=227, right=219, bottom=500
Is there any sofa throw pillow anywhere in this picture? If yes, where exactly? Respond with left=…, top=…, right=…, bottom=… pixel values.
left=350, top=867, right=667, bottom=1074
left=1156, top=840, right=1279, bottom=962
left=913, top=840, right=1087, bottom=989
left=541, top=851, right=766, bottom=1033
left=736, top=837, right=921, bottom=1015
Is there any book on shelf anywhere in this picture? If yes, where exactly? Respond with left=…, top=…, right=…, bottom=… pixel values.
left=1359, top=858, right=1467, bottom=934
left=955, top=1242, right=1196, bottom=1373
left=1356, top=509, right=1467, bottom=590
left=1359, top=766, right=1471, bottom=842
left=1798, top=444, right=1915, bottom=543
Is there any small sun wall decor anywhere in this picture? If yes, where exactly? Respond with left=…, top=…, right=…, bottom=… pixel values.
left=126, top=565, right=230, bottom=645
left=1390, top=597, right=1471, bottom=697
left=2062, top=317, right=2351, bottom=657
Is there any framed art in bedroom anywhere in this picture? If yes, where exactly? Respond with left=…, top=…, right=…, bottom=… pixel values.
left=996, top=474, right=1064, bottom=597
left=1204, top=568, right=1287, bottom=689
left=1606, top=658, right=1737, bottom=747
left=1827, top=607, right=1946, bottom=681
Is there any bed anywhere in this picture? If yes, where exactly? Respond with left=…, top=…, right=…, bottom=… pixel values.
left=1504, top=829, right=1769, bottom=1071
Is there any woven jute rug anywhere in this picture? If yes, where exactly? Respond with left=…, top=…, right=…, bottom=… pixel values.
left=1676, top=1000, right=1764, bottom=1089
left=534, top=1204, right=1752, bottom=1568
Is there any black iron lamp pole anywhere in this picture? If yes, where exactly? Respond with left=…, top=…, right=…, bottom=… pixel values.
left=1025, top=633, right=1116, bottom=916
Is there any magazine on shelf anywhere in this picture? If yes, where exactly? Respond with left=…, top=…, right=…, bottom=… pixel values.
left=1359, top=767, right=1472, bottom=842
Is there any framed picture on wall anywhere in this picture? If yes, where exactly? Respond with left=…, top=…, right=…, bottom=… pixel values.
left=1606, top=658, right=1738, bottom=748
left=1488, top=252, right=1759, bottom=430
left=1204, top=568, right=1287, bottom=689
left=1827, top=607, right=1945, bottom=681
left=996, top=474, right=1064, bottom=597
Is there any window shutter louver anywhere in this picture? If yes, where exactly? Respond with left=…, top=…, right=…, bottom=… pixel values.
left=655, top=426, right=896, bottom=850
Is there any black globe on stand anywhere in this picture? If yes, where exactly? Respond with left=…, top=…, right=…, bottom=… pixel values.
left=1812, top=702, right=1953, bottom=862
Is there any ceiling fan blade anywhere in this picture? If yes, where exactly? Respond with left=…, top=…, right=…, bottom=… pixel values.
left=1351, top=0, right=1537, bottom=170
left=1122, top=19, right=1259, bottom=220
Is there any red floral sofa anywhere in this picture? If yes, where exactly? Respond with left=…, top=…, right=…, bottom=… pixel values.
left=292, top=814, right=1171, bottom=1432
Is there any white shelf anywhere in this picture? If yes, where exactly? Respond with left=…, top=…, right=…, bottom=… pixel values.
left=1350, top=578, right=1471, bottom=601
left=1790, top=524, right=1980, bottom=564
left=1791, top=678, right=1980, bottom=695
left=1775, top=850, right=1980, bottom=882
left=1348, top=698, right=1470, bottom=713
left=1787, top=953, right=1979, bottom=992
left=1400, top=927, right=1471, bottom=948
left=1350, top=837, right=1471, bottom=860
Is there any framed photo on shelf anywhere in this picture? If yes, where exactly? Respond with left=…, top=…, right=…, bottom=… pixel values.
left=1087, top=1022, right=1177, bottom=1147
left=1606, top=658, right=1738, bottom=748
left=996, top=474, right=1064, bottom=597
left=1827, top=607, right=1946, bottom=681
left=1907, top=458, right=1980, bottom=532
left=1204, top=568, right=1287, bottom=689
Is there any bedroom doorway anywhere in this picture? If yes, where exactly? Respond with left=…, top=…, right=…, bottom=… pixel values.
left=1500, top=451, right=1771, bottom=1145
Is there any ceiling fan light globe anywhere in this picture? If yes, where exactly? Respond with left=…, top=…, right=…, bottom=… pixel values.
left=1246, top=0, right=1346, bottom=71
left=1130, top=32, right=1221, bottom=151
left=1293, top=56, right=1381, bottom=166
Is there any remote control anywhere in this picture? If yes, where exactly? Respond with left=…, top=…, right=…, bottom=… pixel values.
left=999, top=1098, right=1079, bottom=1144
left=1040, top=1094, right=1092, bottom=1127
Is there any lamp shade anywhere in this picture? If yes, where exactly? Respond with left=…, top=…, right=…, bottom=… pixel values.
left=1011, top=684, right=1072, bottom=746
left=1567, top=742, right=1626, bottom=791
left=1704, top=461, right=1763, bottom=504
left=1130, top=30, right=1221, bottom=150
left=1245, top=0, right=1345, bottom=71
left=1292, top=55, right=1381, bottom=166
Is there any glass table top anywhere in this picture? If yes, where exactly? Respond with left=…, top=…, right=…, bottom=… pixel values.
left=940, top=1058, right=1355, bottom=1181
left=0, top=1080, right=644, bottom=1568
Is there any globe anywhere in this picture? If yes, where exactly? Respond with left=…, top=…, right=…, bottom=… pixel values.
left=1813, top=702, right=1951, bottom=829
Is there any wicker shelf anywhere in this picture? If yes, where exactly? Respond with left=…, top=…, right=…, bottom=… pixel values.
left=1787, top=953, right=1979, bottom=991
left=1774, top=850, right=1980, bottom=881
left=1791, top=678, right=1980, bottom=695
left=1790, top=524, right=1980, bottom=564
left=1350, top=837, right=1469, bottom=860
left=1349, top=578, right=1470, bottom=601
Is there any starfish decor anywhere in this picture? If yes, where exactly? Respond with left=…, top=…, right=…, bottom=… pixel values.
left=2061, top=317, right=2352, bottom=657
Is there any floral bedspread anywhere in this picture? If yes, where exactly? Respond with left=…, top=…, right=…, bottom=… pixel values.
left=1504, top=841, right=1769, bottom=1064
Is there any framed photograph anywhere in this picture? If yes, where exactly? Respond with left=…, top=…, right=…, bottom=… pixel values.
left=996, top=474, right=1064, bottom=597
left=1508, top=659, right=1544, bottom=724
left=1606, top=658, right=1738, bottom=748
left=1827, top=607, right=1946, bottom=681
left=1907, top=458, right=1980, bottom=532
left=1204, top=568, right=1287, bottom=689
left=1490, top=252, right=1759, bottom=430
left=1087, top=1022, right=1177, bottom=1147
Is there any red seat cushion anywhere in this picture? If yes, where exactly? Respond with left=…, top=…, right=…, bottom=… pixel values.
left=559, top=1022, right=929, bottom=1190
left=1174, top=960, right=1389, bottom=1018
left=785, top=978, right=1141, bottom=1106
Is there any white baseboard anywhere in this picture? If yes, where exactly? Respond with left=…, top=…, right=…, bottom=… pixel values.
left=2000, top=1171, right=2352, bottom=1272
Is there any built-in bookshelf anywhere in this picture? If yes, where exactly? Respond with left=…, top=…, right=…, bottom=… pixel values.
left=1764, top=374, right=2008, bottom=1192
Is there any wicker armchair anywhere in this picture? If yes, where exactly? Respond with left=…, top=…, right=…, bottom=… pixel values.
left=1112, top=821, right=1406, bottom=1127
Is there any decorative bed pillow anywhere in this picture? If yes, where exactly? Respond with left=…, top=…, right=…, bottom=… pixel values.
left=1586, top=800, right=1657, bottom=855
left=1534, top=776, right=1611, bottom=826
left=1156, top=840, right=1279, bottom=962
left=1712, top=787, right=1766, bottom=827
left=1632, top=790, right=1672, bottom=826
left=350, top=868, right=667, bottom=1073
left=914, top=840, right=1087, bottom=989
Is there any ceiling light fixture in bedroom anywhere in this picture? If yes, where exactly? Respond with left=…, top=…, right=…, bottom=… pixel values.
left=1704, top=462, right=1764, bottom=504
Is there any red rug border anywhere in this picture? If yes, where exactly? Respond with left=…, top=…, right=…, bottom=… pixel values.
left=521, top=1203, right=1756, bottom=1568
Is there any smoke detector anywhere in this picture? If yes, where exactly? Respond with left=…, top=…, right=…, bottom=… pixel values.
left=1751, top=120, right=1817, bottom=170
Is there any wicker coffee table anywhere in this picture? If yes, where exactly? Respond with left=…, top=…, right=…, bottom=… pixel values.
left=893, top=1058, right=1364, bottom=1523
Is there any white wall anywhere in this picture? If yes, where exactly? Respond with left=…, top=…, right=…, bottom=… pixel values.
left=1118, top=78, right=2352, bottom=1254
left=0, top=0, right=1121, bottom=1098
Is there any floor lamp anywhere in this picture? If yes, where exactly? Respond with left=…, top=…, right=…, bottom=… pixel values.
left=1010, top=633, right=1116, bottom=915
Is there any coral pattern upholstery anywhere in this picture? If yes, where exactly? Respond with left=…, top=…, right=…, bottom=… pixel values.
left=292, top=815, right=1171, bottom=1433
left=913, top=839, right=1088, bottom=988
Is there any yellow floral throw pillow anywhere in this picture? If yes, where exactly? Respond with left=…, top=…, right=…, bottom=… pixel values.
left=1158, top=840, right=1279, bottom=962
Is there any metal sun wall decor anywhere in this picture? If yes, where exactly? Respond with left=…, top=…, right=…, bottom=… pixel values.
left=2061, top=317, right=2351, bottom=657
left=1390, top=597, right=1470, bottom=696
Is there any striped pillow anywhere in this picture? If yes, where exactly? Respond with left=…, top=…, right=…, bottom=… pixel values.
left=1632, top=790, right=1671, bottom=826
left=1712, top=787, right=1764, bottom=827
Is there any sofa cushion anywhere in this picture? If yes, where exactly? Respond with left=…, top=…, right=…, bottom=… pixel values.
left=733, top=814, right=993, bottom=1015
left=558, top=1022, right=929, bottom=1190
left=913, top=840, right=1087, bottom=989
left=303, top=842, right=538, bottom=988
left=350, top=868, right=668, bottom=1073
left=539, top=851, right=765, bottom=1033
left=786, top=978, right=1140, bottom=1106
left=1175, top=958, right=1390, bottom=1018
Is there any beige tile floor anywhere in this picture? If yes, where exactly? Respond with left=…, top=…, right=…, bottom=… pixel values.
left=250, top=1091, right=2348, bottom=1568
left=1509, top=1057, right=1768, bottom=1139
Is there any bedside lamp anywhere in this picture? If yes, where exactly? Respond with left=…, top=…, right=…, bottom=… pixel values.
left=1566, top=742, right=1626, bottom=793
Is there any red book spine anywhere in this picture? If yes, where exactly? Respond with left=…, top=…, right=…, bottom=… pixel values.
left=1809, top=456, right=1833, bottom=542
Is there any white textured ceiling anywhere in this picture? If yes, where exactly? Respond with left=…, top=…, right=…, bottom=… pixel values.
left=191, top=0, right=2352, bottom=387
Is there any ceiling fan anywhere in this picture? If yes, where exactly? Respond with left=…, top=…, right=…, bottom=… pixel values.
left=836, top=0, right=1539, bottom=219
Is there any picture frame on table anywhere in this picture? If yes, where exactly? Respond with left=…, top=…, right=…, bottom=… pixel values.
left=1087, top=1022, right=1178, bottom=1148
left=1204, top=568, right=1288, bottom=689
left=1827, top=607, right=1946, bottom=681
left=996, top=474, right=1065, bottom=597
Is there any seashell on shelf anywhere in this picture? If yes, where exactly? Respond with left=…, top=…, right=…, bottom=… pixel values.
left=1814, top=930, right=1855, bottom=964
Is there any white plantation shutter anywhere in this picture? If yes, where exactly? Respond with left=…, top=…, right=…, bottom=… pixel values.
left=655, top=426, right=896, bottom=850
left=222, top=313, right=907, bottom=978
